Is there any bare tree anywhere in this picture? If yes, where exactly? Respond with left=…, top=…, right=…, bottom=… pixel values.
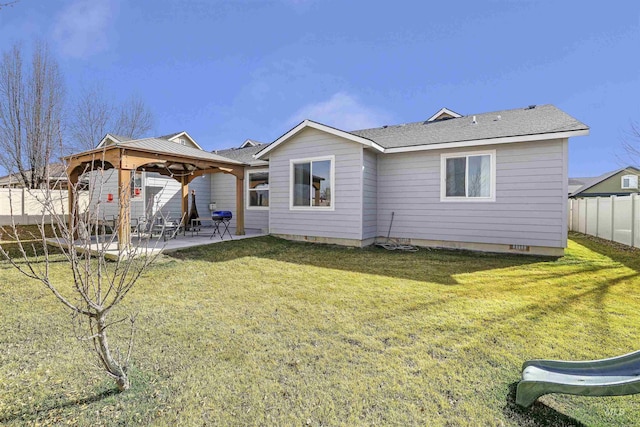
left=69, top=89, right=155, bottom=152
left=0, top=161, right=170, bottom=391
left=0, top=42, right=65, bottom=188
left=113, top=95, right=154, bottom=139
left=68, top=83, right=112, bottom=151
left=0, top=1, right=20, bottom=10
left=622, top=121, right=640, bottom=167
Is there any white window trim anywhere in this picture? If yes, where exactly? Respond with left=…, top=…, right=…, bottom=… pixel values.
left=440, top=149, right=496, bottom=202
left=289, top=155, right=335, bottom=211
left=246, top=168, right=269, bottom=210
left=621, top=174, right=638, bottom=190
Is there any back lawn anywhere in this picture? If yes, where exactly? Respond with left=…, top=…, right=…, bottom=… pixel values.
left=1, top=233, right=639, bottom=426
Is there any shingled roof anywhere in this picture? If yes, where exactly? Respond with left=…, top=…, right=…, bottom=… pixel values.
left=215, top=143, right=270, bottom=166
left=255, top=104, right=588, bottom=159
left=350, top=104, right=588, bottom=149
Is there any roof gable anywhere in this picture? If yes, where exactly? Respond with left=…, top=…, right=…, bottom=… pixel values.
left=254, top=120, right=384, bottom=159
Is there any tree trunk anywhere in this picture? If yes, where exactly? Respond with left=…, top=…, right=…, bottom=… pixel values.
left=96, top=315, right=130, bottom=391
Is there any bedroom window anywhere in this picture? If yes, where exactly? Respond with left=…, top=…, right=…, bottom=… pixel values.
left=290, top=156, right=334, bottom=210
left=621, top=175, right=638, bottom=190
left=441, top=150, right=496, bottom=201
left=247, top=169, right=269, bottom=209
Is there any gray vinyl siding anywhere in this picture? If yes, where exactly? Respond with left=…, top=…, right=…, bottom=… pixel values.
left=143, top=172, right=210, bottom=221
left=188, top=174, right=212, bottom=221
left=362, top=149, right=377, bottom=240
left=145, top=173, right=182, bottom=219
left=87, top=171, right=211, bottom=224
left=268, top=127, right=363, bottom=240
left=376, top=139, right=567, bottom=248
left=87, top=169, right=121, bottom=220
left=210, top=170, right=269, bottom=231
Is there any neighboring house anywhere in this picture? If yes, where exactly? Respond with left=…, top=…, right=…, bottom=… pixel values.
left=0, top=163, right=69, bottom=189
left=239, top=104, right=588, bottom=256
left=569, top=166, right=640, bottom=198
left=568, top=177, right=588, bottom=195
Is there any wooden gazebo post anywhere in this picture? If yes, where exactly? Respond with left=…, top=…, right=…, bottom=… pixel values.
left=235, top=174, right=245, bottom=235
left=117, top=168, right=131, bottom=250
left=181, top=175, right=189, bottom=228
left=67, top=168, right=81, bottom=239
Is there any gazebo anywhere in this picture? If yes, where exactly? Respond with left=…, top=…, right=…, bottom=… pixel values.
left=64, top=138, right=246, bottom=249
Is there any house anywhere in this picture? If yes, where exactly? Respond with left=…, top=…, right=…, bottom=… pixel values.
left=233, top=104, right=587, bottom=256
left=72, top=104, right=587, bottom=256
left=569, top=166, right=640, bottom=198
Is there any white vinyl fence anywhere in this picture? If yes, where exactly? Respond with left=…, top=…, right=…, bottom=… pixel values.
left=569, top=194, right=640, bottom=248
left=0, top=188, right=89, bottom=226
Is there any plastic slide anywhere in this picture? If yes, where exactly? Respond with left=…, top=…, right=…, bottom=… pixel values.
left=516, top=350, right=640, bottom=407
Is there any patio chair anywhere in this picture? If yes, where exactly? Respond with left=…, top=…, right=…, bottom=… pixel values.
left=150, top=213, right=183, bottom=241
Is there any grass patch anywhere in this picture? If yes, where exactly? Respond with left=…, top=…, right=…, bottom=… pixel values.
left=1, top=233, right=639, bottom=425
left=0, top=224, right=60, bottom=242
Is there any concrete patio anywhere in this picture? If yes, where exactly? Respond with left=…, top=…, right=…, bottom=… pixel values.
left=47, top=227, right=267, bottom=260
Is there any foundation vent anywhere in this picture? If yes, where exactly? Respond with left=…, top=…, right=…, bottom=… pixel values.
left=509, top=244, right=530, bottom=252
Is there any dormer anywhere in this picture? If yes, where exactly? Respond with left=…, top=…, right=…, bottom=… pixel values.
left=240, top=139, right=263, bottom=148
left=425, top=107, right=462, bottom=123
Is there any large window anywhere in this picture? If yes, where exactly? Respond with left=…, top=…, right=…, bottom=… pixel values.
left=290, top=156, right=334, bottom=210
left=441, top=150, right=495, bottom=201
left=621, top=174, right=638, bottom=190
left=247, top=169, right=269, bottom=209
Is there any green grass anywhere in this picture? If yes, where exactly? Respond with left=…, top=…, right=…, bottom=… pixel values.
left=1, top=233, right=640, bottom=426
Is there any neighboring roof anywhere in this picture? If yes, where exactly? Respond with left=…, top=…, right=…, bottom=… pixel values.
left=109, top=135, right=134, bottom=143
left=255, top=104, right=589, bottom=159
left=0, top=163, right=68, bottom=186
left=215, top=143, right=270, bottom=166
left=350, top=104, right=588, bottom=151
left=569, top=177, right=590, bottom=187
left=111, top=138, right=241, bottom=164
left=157, top=131, right=183, bottom=140
left=97, top=131, right=203, bottom=150
left=97, top=133, right=133, bottom=148
left=156, top=131, right=203, bottom=150
left=569, top=166, right=640, bottom=197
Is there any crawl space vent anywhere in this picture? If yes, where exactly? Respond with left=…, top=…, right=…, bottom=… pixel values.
left=509, top=244, right=530, bottom=252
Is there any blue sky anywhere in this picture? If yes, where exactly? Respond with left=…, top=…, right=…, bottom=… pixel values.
left=0, top=0, right=638, bottom=177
